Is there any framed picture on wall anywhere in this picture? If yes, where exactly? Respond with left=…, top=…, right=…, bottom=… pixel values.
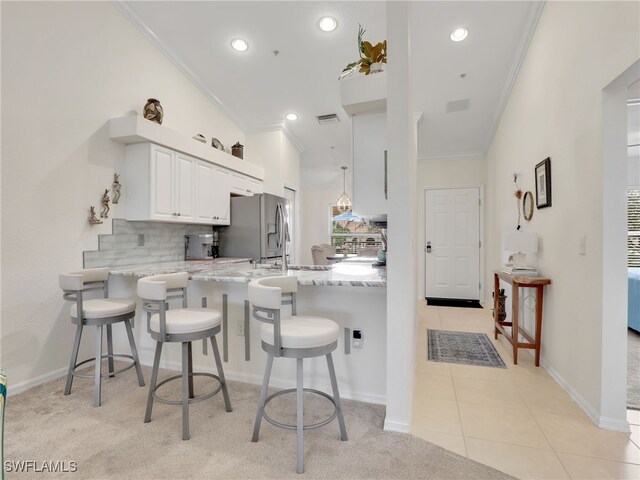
left=535, top=157, right=552, bottom=209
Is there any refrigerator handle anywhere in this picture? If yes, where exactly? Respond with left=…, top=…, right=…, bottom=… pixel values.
left=275, top=203, right=282, bottom=251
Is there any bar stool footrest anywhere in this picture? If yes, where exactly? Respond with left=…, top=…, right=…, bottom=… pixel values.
left=152, top=372, right=223, bottom=406
left=262, top=388, right=338, bottom=431
left=72, top=354, right=136, bottom=379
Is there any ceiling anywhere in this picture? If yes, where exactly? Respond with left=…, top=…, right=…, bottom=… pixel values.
left=119, top=1, right=541, bottom=167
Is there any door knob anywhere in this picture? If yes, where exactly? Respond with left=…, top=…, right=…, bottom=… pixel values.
left=426, top=241, right=432, bottom=253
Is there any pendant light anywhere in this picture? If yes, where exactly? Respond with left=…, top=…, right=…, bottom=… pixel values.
left=336, top=166, right=352, bottom=213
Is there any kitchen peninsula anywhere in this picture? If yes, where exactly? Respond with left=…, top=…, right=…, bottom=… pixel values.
left=108, top=260, right=387, bottom=405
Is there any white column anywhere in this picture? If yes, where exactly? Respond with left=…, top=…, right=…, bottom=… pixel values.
left=384, top=1, right=417, bottom=433
left=600, top=59, right=639, bottom=432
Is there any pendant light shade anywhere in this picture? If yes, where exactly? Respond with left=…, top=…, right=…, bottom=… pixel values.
left=336, top=166, right=352, bottom=213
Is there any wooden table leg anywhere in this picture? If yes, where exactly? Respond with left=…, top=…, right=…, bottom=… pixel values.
left=494, top=273, right=500, bottom=339
left=512, top=283, right=519, bottom=364
left=535, top=286, right=544, bottom=367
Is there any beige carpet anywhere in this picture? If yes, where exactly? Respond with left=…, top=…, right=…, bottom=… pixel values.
left=6, top=365, right=514, bottom=479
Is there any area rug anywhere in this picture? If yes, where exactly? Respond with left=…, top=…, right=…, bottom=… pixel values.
left=426, top=298, right=483, bottom=309
left=629, top=328, right=640, bottom=410
left=428, top=329, right=506, bottom=368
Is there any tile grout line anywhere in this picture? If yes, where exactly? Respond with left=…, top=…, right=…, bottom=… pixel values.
left=521, top=384, right=574, bottom=479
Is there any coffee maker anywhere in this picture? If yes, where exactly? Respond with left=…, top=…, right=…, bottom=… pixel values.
left=185, top=234, right=219, bottom=260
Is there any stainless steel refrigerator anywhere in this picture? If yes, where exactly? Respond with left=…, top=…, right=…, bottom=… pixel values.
left=218, top=193, right=289, bottom=263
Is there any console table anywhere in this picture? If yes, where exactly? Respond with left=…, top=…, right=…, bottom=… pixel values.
left=493, top=270, right=551, bottom=366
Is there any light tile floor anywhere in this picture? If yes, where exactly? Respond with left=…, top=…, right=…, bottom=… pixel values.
left=411, top=301, right=640, bottom=480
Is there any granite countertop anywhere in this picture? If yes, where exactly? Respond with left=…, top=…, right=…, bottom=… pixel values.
left=110, top=259, right=386, bottom=288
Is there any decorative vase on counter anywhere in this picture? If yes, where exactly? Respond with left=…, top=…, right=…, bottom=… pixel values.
left=143, top=98, right=163, bottom=124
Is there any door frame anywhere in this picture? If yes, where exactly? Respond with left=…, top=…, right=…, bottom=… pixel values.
left=423, top=185, right=485, bottom=303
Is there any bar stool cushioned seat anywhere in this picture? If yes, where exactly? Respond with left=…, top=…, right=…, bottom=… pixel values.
left=70, top=298, right=136, bottom=319
left=249, top=276, right=347, bottom=474
left=60, top=267, right=145, bottom=407
left=260, top=317, right=339, bottom=349
left=138, top=272, right=232, bottom=441
left=149, top=309, right=221, bottom=335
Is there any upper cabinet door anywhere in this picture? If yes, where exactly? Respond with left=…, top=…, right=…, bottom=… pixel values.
left=212, top=167, right=231, bottom=224
left=149, top=145, right=175, bottom=220
left=174, top=153, right=195, bottom=221
left=352, top=113, right=387, bottom=217
left=195, top=160, right=216, bottom=222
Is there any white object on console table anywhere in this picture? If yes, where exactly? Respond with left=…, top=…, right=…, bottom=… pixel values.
left=109, top=115, right=264, bottom=180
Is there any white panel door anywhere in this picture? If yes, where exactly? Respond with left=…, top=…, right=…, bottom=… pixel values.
left=425, top=187, right=480, bottom=300
left=149, top=145, right=174, bottom=221
left=175, top=153, right=195, bottom=221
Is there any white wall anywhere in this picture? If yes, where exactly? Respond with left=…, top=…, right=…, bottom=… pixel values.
left=245, top=130, right=300, bottom=197
left=485, top=1, right=640, bottom=428
left=299, top=165, right=346, bottom=265
left=416, top=156, right=486, bottom=299
left=1, top=1, right=247, bottom=389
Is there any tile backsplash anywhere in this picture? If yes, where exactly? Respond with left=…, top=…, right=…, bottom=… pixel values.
left=83, top=218, right=212, bottom=268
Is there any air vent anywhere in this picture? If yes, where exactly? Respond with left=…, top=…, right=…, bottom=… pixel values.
left=316, top=113, right=340, bottom=125
left=445, top=99, right=470, bottom=113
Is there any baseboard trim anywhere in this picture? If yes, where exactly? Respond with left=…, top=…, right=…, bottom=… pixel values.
left=7, top=367, right=68, bottom=397
left=7, top=353, right=387, bottom=407
left=542, top=360, right=631, bottom=433
left=156, top=358, right=386, bottom=406
left=383, top=418, right=410, bottom=433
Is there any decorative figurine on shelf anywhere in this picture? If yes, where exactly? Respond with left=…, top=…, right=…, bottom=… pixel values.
left=143, top=98, right=163, bottom=124
left=231, top=141, right=244, bottom=159
left=89, top=206, right=103, bottom=225
left=112, top=173, right=122, bottom=204
left=100, top=189, right=110, bottom=218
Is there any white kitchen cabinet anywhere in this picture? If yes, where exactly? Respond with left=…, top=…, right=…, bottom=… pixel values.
left=352, top=112, right=387, bottom=219
left=194, top=162, right=230, bottom=225
left=127, top=143, right=196, bottom=223
left=230, top=171, right=262, bottom=196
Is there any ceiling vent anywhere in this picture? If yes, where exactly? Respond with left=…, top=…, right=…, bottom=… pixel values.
left=316, top=113, right=340, bottom=125
left=446, top=99, right=470, bottom=113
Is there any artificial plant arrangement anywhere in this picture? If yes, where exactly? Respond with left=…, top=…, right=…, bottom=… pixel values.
left=339, top=24, right=387, bottom=79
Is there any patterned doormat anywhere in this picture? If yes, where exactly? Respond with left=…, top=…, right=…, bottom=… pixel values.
left=427, top=329, right=506, bottom=369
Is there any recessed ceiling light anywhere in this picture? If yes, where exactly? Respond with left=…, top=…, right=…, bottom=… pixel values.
left=285, top=113, right=299, bottom=121
left=231, top=38, right=248, bottom=52
left=318, top=16, right=338, bottom=32
left=450, top=27, right=469, bottom=42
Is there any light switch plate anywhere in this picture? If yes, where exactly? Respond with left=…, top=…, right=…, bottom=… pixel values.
left=579, top=235, right=587, bottom=256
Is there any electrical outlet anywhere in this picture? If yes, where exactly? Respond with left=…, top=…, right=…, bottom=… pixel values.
left=352, top=329, right=363, bottom=349
left=237, top=318, right=245, bottom=336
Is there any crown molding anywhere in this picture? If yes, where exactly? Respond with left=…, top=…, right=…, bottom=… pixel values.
left=418, top=152, right=485, bottom=162
left=112, top=0, right=247, bottom=130
left=246, top=123, right=305, bottom=154
left=484, top=1, right=546, bottom=154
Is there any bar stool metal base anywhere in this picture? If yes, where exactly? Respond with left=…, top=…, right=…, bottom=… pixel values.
left=64, top=320, right=145, bottom=407
left=252, top=347, right=348, bottom=474
left=71, top=354, right=137, bottom=379
left=262, top=388, right=339, bottom=431
left=151, top=372, right=224, bottom=406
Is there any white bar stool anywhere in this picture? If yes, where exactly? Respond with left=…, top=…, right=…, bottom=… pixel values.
left=59, top=267, right=145, bottom=407
left=248, top=276, right=347, bottom=474
left=137, top=273, right=232, bottom=440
